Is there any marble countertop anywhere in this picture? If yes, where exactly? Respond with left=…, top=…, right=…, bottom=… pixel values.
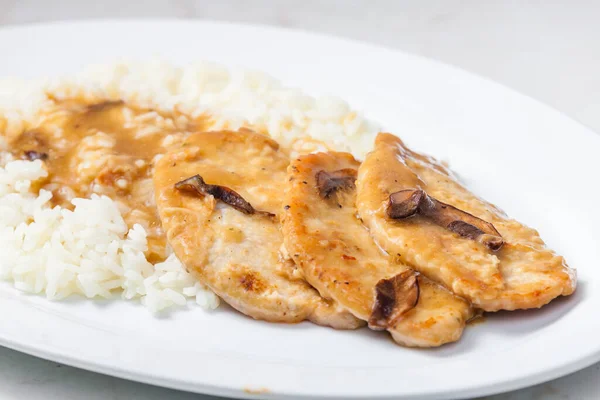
left=0, top=1, right=598, bottom=399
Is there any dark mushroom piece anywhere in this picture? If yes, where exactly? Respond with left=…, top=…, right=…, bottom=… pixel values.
left=387, top=189, right=504, bottom=251
left=387, top=189, right=424, bottom=218
left=315, top=169, right=357, bottom=199
left=86, top=100, right=125, bottom=112
left=369, top=270, right=420, bottom=330
left=23, top=150, right=48, bottom=161
left=175, top=174, right=274, bottom=217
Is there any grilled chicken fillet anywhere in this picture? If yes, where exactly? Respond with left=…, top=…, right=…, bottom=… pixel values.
left=282, top=151, right=474, bottom=346
left=154, top=129, right=362, bottom=328
left=357, top=133, right=576, bottom=311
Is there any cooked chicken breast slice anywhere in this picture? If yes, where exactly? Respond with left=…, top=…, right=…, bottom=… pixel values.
left=282, top=151, right=474, bottom=347
left=154, top=129, right=362, bottom=328
left=357, top=133, right=576, bottom=311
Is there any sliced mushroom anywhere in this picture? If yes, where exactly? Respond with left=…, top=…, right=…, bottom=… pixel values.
left=369, top=270, right=420, bottom=330
left=23, top=150, right=48, bottom=161
left=315, top=169, right=357, bottom=199
left=86, top=100, right=125, bottom=112
left=387, top=188, right=503, bottom=251
left=175, top=174, right=274, bottom=217
left=387, top=189, right=424, bottom=218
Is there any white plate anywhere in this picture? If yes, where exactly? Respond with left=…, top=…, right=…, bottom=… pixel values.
left=0, top=19, right=598, bottom=400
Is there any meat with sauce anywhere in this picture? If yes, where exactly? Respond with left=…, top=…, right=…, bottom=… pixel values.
left=356, top=133, right=576, bottom=311
left=281, top=151, right=474, bottom=346
left=153, top=129, right=363, bottom=328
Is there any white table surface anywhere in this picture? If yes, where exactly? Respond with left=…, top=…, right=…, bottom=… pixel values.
left=0, top=1, right=598, bottom=399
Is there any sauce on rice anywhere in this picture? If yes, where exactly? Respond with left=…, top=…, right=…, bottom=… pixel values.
left=8, top=98, right=210, bottom=262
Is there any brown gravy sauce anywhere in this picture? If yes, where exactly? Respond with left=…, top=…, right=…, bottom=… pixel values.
left=7, top=98, right=210, bottom=263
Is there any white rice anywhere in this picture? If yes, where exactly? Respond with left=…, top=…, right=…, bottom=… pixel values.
left=0, top=157, right=219, bottom=312
left=0, top=61, right=381, bottom=312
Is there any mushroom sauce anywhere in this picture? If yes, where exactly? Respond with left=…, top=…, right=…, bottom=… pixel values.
left=7, top=99, right=210, bottom=263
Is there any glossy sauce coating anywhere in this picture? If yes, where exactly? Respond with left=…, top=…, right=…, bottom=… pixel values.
left=8, top=99, right=209, bottom=262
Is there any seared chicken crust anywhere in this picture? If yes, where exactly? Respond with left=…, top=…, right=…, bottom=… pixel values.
left=282, top=151, right=474, bottom=346
left=154, top=129, right=362, bottom=328
left=357, top=133, right=576, bottom=311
